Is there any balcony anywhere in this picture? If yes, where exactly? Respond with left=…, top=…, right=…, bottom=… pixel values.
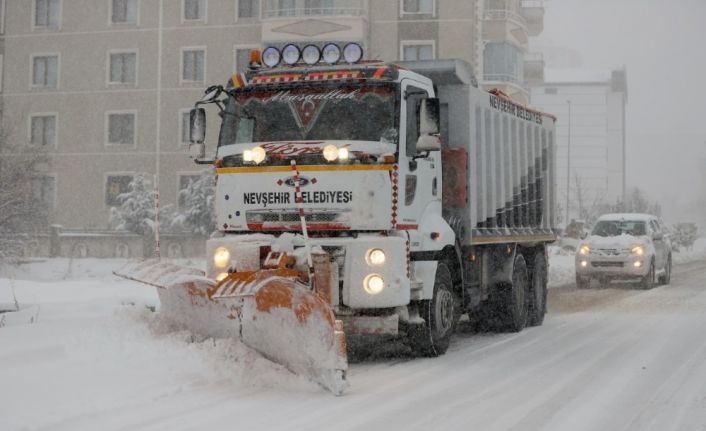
left=261, top=0, right=368, bottom=43
left=483, top=8, right=528, bottom=46
left=524, top=52, right=545, bottom=85
left=263, top=1, right=367, bottom=19
left=520, top=0, right=545, bottom=36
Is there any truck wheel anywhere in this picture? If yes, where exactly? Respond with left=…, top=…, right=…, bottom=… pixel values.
left=576, top=275, right=590, bottom=289
left=528, top=254, right=547, bottom=327
left=639, top=260, right=655, bottom=289
left=495, top=254, right=529, bottom=332
left=408, top=262, right=460, bottom=357
left=658, top=254, right=672, bottom=285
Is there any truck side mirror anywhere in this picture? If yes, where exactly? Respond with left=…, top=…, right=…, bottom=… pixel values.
left=190, top=108, right=206, bottom=144
left=416, top=98, right=441, bottom=152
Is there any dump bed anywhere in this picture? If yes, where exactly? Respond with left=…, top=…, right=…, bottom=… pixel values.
left=398, top=60, right=557, bottom=246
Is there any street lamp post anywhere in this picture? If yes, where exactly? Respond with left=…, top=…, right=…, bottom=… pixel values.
left=565, top=100, right=572, bottom=227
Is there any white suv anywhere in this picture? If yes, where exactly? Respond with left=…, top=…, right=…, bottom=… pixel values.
left=575, top=213, right=672, bottom=289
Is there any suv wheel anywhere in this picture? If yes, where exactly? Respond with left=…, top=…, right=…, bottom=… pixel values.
left=639, top=260, right=655, bottom=289
left=658, top=254, right=672, bottom=285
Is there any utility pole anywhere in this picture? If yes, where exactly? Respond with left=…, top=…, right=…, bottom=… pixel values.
left=565, top=99, right=572, bottom=227
left=154, top=0, right=163, bottom=259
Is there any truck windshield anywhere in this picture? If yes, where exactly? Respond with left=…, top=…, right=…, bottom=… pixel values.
left=218, top=84, right=397, bottom=146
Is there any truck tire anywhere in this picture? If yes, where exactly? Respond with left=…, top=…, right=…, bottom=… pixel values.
left=658, top=254, right=672, bottom=285
left=495, top=254, right=529, bottom=332
left=639, top=260, right=655, bottom=289
left=528, top=253, right=547, bottom=327
left=407, top=262, right=460, bottom=357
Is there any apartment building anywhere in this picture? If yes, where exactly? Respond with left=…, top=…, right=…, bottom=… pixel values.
left=0, top=0, right=544, bottom=234
left=531, top=68, right=628, bottom=223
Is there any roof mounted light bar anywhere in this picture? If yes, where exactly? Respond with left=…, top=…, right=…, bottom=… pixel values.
left=257, top=42, right=364, bottom=68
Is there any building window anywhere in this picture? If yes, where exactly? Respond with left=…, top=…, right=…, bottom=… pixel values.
left=105, top=174, right=133, bottom=206
left=304, top=0, right=334, bottom=15
left=178, top=173, right=201, bottom=208
left=544, top=87, right=557, bottom=95
left=182, top=48, right=205, bottom=83
left=183, top=0, right=206, bottom=21
left=31, top=175, right=56, bottom=210
left=1, top=0, right=6, bottom=34
left=34, top=0, right=60, bottom=28
left=234, top=47, right=256, bottom=73
left=112, top=0, right=138, bottom=24
left=401, top=0, right=433, bottom=14
left=107, top=112, right=136, bottom=145
left=30, top=114, right=57, bottom=147
left=32, top=55, right=59, bottom=88
left=179, top=109, right=191, bottom=144
left=401, top=41, right=434, bottom=61
left=483, top=42, right=524, bottom=85
left=238, top=0, right=260, bottom=18
left=263, top=0, right=364, bottom=17
left=108, top=51, right=137, bottom=85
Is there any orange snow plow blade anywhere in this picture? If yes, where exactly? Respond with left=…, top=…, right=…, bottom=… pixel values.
left=114, top=254, right=349, bottom=395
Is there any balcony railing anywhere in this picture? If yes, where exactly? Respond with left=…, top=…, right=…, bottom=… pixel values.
left=524, top=52, right=544, bottom=62
left=483, top=8, right=527, bottom=27
left=520, top=0, right=544, bottom=8
left=483, top=73, right=528, bottom=91
left=263, top=1, right=366, bottom=19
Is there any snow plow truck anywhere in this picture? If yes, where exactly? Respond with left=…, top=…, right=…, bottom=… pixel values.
left=116, top=43, right=557, bottom=395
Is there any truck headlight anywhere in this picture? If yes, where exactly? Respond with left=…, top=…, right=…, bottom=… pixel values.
left=363, top=274, right=385, bottom=295
left=631, top=245, right=644, bottom=256
left=323, top=144, right=339, bottom=161
left=213, top=247, right=231, bottom=268
left=366, top=248, right=386, bottom=266
left=243, top=146, right=266, bottom=164
left=579, top=245, right=590, bottom=256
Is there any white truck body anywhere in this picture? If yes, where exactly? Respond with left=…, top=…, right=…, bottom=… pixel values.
left=201, top=58, right=556, bottom=340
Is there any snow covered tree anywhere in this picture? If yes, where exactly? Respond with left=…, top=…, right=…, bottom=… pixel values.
left=0, top=132, right=51, bottom=258
left=109, top=173, right=157, bottom=236
left=174, top=168, right=216, bottom=236
left=612, top=187, right=661, bottom=216
left=109, top=173, right=178, bottom=256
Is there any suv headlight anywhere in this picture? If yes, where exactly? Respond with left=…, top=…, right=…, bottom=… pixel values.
left=579, top=245, right=590, bottom=256
left=631, top=245, right=644, bottom=256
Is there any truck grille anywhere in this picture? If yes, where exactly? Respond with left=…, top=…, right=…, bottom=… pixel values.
left=248, top=211, right=339, bottom=224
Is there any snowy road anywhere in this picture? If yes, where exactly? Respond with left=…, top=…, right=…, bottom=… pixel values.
left=2, top=258, right=706, bottom=430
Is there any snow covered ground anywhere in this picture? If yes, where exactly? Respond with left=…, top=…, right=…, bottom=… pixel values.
left=1, top=238, right=705, bottom=431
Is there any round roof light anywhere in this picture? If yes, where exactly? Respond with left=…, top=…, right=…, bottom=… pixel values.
left=282, top=44, right=301, bottom=65
left=322, top=43, right=341, bottom=65
left=262, top=47, right=281, bottom=68
left=302, top=45, right=322, bottom=65
left=343, top=42, right=363, bottom=64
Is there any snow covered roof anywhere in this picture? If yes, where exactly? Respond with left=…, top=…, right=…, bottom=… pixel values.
left=543, top=68, right=613, bottom=84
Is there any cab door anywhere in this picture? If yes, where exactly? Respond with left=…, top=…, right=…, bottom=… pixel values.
left=396, top=80, right=439, bottom=234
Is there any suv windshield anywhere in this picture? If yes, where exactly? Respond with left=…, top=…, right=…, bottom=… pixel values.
left=591, top=220, right=647, bottom=237
left=218, top=84, right=397, bottom=146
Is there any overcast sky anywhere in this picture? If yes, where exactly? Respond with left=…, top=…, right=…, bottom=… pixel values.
left=536, top=0, right=706, bottom=222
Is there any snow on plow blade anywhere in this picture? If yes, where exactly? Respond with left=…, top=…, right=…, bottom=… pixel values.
left=113, top=257, right=349, bottom=395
